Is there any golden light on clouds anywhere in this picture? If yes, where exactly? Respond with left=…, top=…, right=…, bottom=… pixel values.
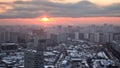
left=0, top=4, right=13, bottom=14
left=89, top=0, right=120, bottom=6
left=0, top=0, right=15, bottom=3
left=0, top=0, right=32, bottom=14
left=49, top=0, right=81, bottom=4
left=49, top=0, right=120, bottom=6
left=0, top=10, right=6, bottom=13
left=0, top=0, right=32, bottom=2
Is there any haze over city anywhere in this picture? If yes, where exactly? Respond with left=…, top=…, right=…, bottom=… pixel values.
left=0, top=0, right=120, bottom=68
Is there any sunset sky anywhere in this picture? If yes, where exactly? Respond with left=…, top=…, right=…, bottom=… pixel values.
left=0, top=0, right=120, bottom=26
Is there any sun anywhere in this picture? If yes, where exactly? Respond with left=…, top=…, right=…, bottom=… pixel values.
left=36, top=16, right=53, bottom=25
left=41, top=17, right=50, bottom=22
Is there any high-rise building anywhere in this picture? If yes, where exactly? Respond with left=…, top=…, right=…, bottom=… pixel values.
left=75, top=32, right=79, bottom=40
left=24, top=50, right=44, bottom=68
left=113, top=33, right=120, bottom=42
left=0, top=31, right=18, bottom=43
left=84, top=33, right=89, bottom=40
left=24, top=29, right=46, bottom=68
left=89, top=33, right=95, bottom=43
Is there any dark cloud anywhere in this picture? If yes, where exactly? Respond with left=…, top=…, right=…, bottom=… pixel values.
left=0, top=0, right=120, bottom=18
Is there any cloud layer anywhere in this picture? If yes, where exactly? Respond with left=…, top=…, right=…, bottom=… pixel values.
left=0, top=0, right=120, bottom=18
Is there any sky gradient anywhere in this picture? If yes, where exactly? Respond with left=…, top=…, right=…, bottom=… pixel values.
left=0, top=0, right=120, bottom=26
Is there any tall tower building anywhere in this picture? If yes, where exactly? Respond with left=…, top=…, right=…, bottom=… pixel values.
left=24, top=29, right=46, bottom=68
left=75, top=32, right=79, bottom=40
left=24, top=50, right=44, bottom=68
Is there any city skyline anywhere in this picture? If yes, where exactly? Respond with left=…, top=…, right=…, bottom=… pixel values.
left=0, top=1, right=120, bottom=68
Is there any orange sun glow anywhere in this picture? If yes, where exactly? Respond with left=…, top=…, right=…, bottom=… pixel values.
left=41, top=17, right=50, bottom=22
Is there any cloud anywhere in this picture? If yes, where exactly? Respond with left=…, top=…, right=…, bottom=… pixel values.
left=48, top=0, right=81, bottom=4
left=0, top=0, right=120, bottom=19
left=89, top=0, right=120, bottom=6
left=0, top=4, right=13, bottom=13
